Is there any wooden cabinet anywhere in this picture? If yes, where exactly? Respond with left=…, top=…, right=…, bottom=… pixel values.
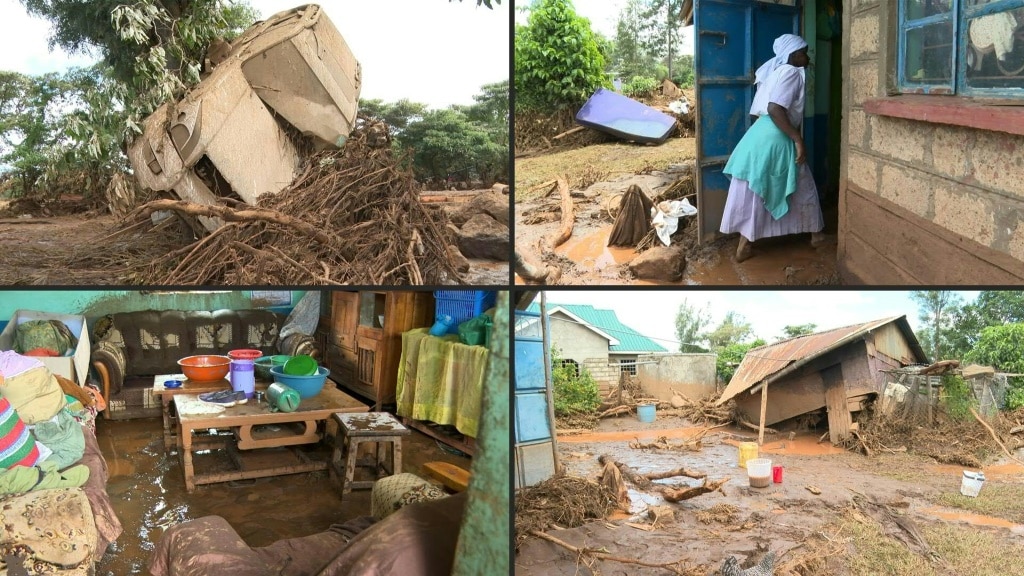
left=325, top=291, right=434, bottom=409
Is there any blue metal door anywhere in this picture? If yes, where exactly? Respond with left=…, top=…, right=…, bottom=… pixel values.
left=694, top=0, right=801, bottom=242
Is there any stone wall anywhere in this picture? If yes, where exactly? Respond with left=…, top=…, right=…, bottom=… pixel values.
left=839, top=1, right=1024, bottom=283
left=582, top=359, right=621, bottom=396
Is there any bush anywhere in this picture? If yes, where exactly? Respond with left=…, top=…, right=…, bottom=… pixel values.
left=551, top=348, right=601, bottom=416
left=941, top=374, right=976, bottom=421
left=622, top=76, right=657, bottom=99
left=514, top=0, right=609, bottom=113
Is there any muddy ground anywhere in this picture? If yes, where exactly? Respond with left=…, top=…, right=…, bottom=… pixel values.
left=515, top=414, right=1024, bottom=575
left=0, top=196, right=507, bottom=285
left=514, top=138, right=839, bottom=286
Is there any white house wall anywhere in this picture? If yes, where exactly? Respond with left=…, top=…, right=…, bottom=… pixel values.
left=549, top=312, right=611, bottom=365
left=636, top=353, right=718, bottom=402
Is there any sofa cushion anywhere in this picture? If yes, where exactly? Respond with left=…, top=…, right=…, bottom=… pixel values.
left=0, top=397, right=40, bottom=469
left=0, top=487, right=98, bottom=568
left=0, top=365, right=68, bottom=424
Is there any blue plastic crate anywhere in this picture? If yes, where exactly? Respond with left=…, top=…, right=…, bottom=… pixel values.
left=434, top=291, right=497, bottom=334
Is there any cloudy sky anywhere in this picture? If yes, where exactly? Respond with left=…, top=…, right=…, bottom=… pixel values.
left=537, top=290, right=982, bottom=351
left=0, top=0, right=509, bottom=109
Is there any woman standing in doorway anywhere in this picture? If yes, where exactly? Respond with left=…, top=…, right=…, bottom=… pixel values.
left=720, top=33, right=825, bottom=262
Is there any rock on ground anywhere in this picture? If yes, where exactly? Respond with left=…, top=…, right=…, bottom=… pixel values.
left=628, top=244, right=685, bottom=281
left=457, top=213, right=509, bottom=260
left=451, top=191, right=509, bottom=228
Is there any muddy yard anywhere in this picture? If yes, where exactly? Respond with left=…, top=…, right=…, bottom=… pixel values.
left=515, top=414, right=1024, bottom=576
left=514, top=137, right=839, bottom=286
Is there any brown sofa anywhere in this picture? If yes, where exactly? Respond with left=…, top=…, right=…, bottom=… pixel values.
left=91, top=309, right=317, bottom=418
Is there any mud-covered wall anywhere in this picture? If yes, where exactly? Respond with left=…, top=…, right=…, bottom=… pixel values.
left=636, top=353, right=718, bottom=402
left=0, top=290, right=307, bottom=333
left=839, top=1, right=1024, bottom=283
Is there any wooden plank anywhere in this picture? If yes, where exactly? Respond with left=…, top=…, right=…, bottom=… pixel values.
left=758, top=382, right=768, bottom=446
left=236, top=420, right=319, bottom=450
left=844, top=185, right=1024, bottom=284
left=401, top=417, right=476, bottom=457
left=737, top=370, right=826, bottom=426
left=422, top=461, right=471, bottom=492
left=823, top=365, right=851, bottom=444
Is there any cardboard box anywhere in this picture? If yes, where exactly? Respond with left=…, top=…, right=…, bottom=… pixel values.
left=0, top=310, right=91, bottom=388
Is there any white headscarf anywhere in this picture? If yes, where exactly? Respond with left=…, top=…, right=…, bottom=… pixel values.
left=753, top=34, right=808, bottom=86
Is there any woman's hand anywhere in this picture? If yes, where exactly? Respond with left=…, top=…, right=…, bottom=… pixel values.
left=794, top=139, right=806, bottom=165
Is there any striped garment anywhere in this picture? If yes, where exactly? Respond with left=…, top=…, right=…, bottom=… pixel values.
left=0, top=397, right=40, bottom=469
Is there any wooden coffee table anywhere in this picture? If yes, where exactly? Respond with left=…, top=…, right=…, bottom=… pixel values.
left=152, top=374, right=231, bottom=451
left=174, top=385, right=368, bottom=492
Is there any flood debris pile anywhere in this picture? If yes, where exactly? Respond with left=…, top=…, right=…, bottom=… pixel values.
left=65, top=126, right=463, bottom=285
left=514, top=476, right=617, bottom=550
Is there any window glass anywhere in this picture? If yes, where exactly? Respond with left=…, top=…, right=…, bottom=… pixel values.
left=907, top=0, right=954, bottom=20
left=964, top=7, right=1024, bottom=90
left=905, top=21, right=956, bottom=86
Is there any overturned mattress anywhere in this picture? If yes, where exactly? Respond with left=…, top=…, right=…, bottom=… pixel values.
left=575, top=88, right=676, bottom=144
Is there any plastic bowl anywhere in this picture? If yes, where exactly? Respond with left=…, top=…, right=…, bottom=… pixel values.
left=228, top=349, right=263, bottom=361
left=270, top=365, right=329, bottom=398
left=178, top=355, right=231, bottom=382
left=283, top=354, right=317, bottom=376
left=254, top=355, right=291, bottom=380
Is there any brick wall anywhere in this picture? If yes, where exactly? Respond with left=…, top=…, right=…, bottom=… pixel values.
left=839, top=1, right=1024, bottom=283
left=582, top=359, right=620, bottom=396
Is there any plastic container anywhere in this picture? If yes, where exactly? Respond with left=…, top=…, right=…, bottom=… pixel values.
left=178, top=355, right=231, bottom=382
left=283, top=354, right=317, bottom=376
left=738, top=441, right=759, bottom=469
left=772, top=465, right=784, bottom=484
left=960, top=470, right=985, bottom=497
left=254, top=355, right=291, bottom=380
left=747, top=458, right=772, bottom=488
left=434, top=291, right=497, bottom=335
left=230, top=359, right=256, bottom=399
left=270, top=365, right=329, bottom=398
left=227, top=349, right=263, bottom=361
left=636, top=403, right=656, bottom=423
left=429, top=314, right=454, bottom=337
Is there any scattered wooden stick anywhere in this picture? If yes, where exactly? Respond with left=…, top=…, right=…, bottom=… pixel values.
left=645, top=467, right=706, bottom=481
left=656, top=477, right=729, bottom=502
left=529, top=530, right=691, bottom=575
left=738, top=415, right=778, bottom=435
left=599, top=405, right=632, bottom=418
left=970, top=407, right=1024, bottom=466
left=546, top=176, right=574, bottom=251
left=552, top=126, right=586, bottom=140
left=134, top=199, right=333, bottom=245
left=598, top=454, right=651, bottom=489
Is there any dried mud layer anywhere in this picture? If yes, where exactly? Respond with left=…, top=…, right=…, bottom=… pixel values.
left=515, top=415, right=1024, bottom=576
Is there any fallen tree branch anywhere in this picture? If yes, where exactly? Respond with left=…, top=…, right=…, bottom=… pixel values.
left=598, top=405, right=632, bottom=418
left=598, top=454, right=651, bottom=489
left=738, top=415, right=778, bottom=435
left=645, top=467, right=706, bottom=481
left=529, top=530, right=691, bottom=575
left=970, top=407, right=1024, bottom=466
left=655, top=477, right=730, bottom=502
left=546, top=177, right=574, bottom=251
left=134, top=199, right=333, bottom=245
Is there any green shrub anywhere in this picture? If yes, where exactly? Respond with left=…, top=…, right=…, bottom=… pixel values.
left=622, top=76, right=657, bottom=98
left=514, top=0, right=609, bottom=113
left=551, top=348, right=601, bottom=416
left=1006, top=386, right=1024, bottom=411
left=941, top=374, right=976, bottom=421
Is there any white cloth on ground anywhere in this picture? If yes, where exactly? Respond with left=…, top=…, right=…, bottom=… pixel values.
left=651, top=199, right=698, bottom=246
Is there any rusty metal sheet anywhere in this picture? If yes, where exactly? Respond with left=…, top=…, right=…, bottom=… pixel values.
left=717, top=316, right=925, bottom=405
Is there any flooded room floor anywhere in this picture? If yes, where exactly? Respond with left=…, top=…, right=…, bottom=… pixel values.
left=93, top=416, right=472, bottom=575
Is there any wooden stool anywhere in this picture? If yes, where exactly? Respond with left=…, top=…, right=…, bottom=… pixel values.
left=332, top=412, right=410, bottom=494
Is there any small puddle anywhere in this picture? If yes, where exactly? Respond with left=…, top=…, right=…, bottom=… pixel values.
left=722, top=436, right=847, bottom=456
left=922, top=507, right=1023, bottom=530
left=555, top=227, right=635, bottom=269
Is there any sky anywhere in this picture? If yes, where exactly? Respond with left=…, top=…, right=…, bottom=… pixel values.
left=0, top=0, right=509, bottom=109
left=538, top=290, right=982, bottom=352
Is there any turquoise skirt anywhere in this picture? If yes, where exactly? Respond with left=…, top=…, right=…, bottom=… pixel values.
left=723, top=115, right=799, bottom=220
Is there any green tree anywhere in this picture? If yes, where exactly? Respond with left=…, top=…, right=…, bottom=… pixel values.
left=611, top=0, right=657, bottom=81
left=639, top=0, right=684, bottom=81
left=717, top=339, right=766, bottom=385
left=706, top=311, right=753, bottom=350
left=458, top=80, right=509, bottom=151
left=359, top=99, right=430, bottom=136
left=964, top=323, right=1024, bottom=409
left=910, top=291, right=965, bottom=361
left=674, top=299, right=710, bottom=352
left=550, top=347, right=601, bottom=415
left=514, top=0, right=609, bottom=112
left=780, top=323, right=817, bottom=340
left=947, top=291, right=1024, bottom=360
left=399, top=108, right=506, bottom=186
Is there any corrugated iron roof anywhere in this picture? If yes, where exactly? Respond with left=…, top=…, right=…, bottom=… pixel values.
left=717, top=316, right=924, bottom=405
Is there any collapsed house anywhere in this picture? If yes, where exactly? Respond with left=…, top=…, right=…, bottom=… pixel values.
left=716, top=316, right=928, bottom=444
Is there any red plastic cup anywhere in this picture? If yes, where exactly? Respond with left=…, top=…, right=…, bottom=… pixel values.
left=772, top=465, right=783, bottom=484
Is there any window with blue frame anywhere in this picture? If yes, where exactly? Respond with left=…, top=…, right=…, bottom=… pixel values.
left=900, top=0, right=1024, bottom=95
